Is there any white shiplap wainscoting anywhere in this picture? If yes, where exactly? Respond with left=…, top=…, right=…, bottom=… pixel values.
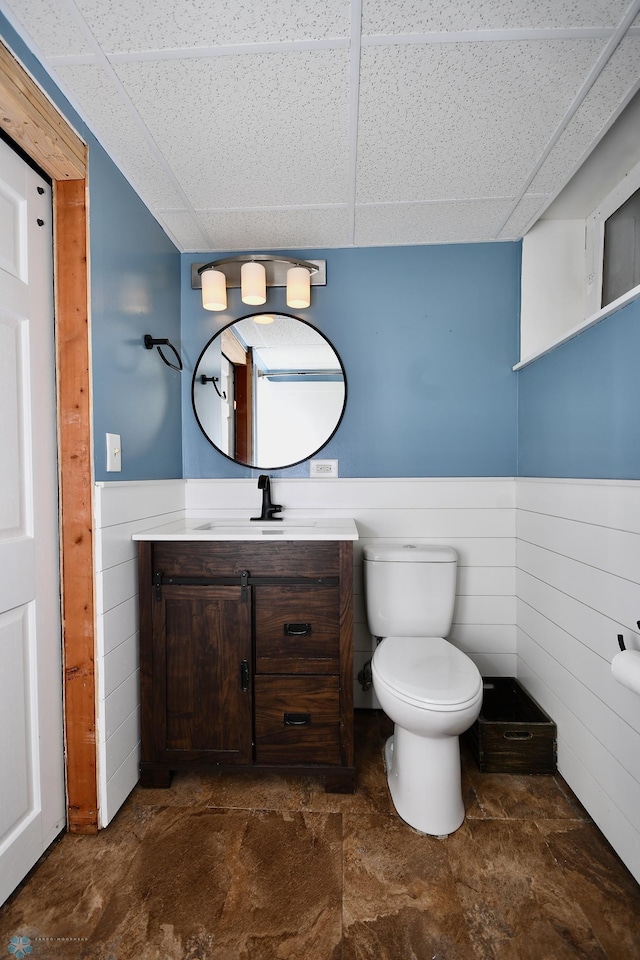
left=94, top=480, right=185, bottom=826
left=516, top=479, right=640, bottom=882
left=92, top=476, right=640, bottom=882
left=93, top=477, right=515, bottom=825
left=184, top=478, right=517, bottom=710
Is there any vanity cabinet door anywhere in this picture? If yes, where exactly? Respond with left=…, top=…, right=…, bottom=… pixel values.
left=148, top=583, right=253, bottom=764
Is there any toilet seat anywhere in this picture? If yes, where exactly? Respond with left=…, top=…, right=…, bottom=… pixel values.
left=373, top=636, right=482, bottom=711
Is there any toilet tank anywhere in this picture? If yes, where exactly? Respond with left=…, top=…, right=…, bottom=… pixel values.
left=363, top=543, right=457, bottom=638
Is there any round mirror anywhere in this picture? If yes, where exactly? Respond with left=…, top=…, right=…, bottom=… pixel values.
left=192, top=313, right=347, bottom=469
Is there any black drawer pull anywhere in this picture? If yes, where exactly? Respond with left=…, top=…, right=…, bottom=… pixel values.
left=284, top=622, right=312, bottom=637
left=284, top=712, right=311, bottom=726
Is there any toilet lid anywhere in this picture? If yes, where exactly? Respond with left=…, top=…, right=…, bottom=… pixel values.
left=373, top=636, right=481, bottom=706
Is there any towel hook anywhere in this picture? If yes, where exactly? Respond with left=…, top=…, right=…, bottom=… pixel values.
left=144, top=334, right=183, bottom=372
left=200, top=373, right=226, bottom=400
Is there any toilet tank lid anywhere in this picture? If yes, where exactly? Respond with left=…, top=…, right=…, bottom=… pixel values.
left=363, top=543, right=457, bottom=563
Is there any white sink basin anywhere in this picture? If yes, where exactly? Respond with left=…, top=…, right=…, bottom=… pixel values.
left=194, top=519, right=318, bottom=531
left=133, top=517, right=358, bottom=542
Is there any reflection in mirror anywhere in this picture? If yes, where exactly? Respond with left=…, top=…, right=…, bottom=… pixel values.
left=192, top=313, right=347, bottom=470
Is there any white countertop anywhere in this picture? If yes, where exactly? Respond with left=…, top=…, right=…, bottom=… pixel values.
left=132, top=517, right=359, bottom=542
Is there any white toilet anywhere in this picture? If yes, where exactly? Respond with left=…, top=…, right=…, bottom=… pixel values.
left=363, top=543, right=482, bottom=837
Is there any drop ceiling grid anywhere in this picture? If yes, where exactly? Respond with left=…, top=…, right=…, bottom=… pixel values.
left=154, top=211, right=210, bottom=252
left=52, top=62, right=187, bottom=210
left=1, top=0, right=639, bottom=251
left=6, top=0, right=631, bottom=61
left=356, top=40, right=610, bottom=207
left=111, top=49, right=351, bottom=211
left=527, top=35, right=640, bottom=198
left=497, top=195, right=551, bottom=241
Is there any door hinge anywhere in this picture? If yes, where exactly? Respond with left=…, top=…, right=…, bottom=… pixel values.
left=153, top=570, right=163, bottom=601
left=240, top=570, right=249, bottom=602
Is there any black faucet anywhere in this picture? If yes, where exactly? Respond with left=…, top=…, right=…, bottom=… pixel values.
left=251, top=475, right=283, bottom=521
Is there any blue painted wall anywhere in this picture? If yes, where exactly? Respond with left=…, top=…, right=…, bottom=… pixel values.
left=518, top=298, right=640, bottom=479
left=1, top=14, right=182, bottom=482
left=90, top=148, right=182, bottom=481
left=11, top=11, right=636, bottom=485
left=182, top=243, right=521, bottom=478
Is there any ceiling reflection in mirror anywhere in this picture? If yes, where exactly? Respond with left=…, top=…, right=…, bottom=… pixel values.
left=192, top=313, right=346, bottom=469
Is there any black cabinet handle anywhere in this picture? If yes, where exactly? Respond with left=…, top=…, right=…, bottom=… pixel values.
left=284, top=622, right=312, bottom=637
left=284, top=712, right=311, bottom=726
left=240, top=659, right=250, bottom=692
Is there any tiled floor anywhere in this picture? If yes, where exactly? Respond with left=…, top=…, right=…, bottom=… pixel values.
left=1, top=711, right=640, bottom=959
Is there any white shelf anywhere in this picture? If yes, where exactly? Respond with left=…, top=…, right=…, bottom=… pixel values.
left=513, top=283, right=640, bottom=371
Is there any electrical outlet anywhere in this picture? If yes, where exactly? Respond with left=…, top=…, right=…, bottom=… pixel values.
left=106, top=433, right=122, bottom=472
left=310, top=459, right=338, bottom=477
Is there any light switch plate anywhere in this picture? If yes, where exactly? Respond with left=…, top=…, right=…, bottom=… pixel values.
left=106, top=433, right=122, bottom=472
left=310, top=459, right=338, bottom=477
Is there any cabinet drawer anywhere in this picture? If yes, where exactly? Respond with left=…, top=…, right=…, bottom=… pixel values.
left=255, top=584, right=339, bottom=674
left=254, top=676, right=341, bottom=765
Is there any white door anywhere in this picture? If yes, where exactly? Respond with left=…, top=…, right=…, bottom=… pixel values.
left=0, top=137, right=66, bottom=905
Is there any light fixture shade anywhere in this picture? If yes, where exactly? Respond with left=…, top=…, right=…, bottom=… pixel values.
left=286, top=266, right=311, bottom=308
left=241, top=261, right=266, bottom=305
left=201, top=268, right=227, bottom=311
left=253, top=314, right=275, bottom=324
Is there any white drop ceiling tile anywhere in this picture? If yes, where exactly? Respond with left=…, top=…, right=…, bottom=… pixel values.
left=497, top=195, right=550, bottom=240
left=528, top=36, right=640, bottom=196
left=114, top=50, right=350, bottom=208
left=354, top=199, right=515, bottom=246
left=74, top=0, right=350, bottom=52
left=195, top=207, right=351, bottom=252
left=362, top=0, right=630, bottom=34
left=5, top=0, right=92, bottom=56
left=157, top=210, right=210, bottom=250
left=123, top=167, right=186, bottom=212
left=54, top=63, right=186, bottom=209
left=356, top=40, right=606, bottom=203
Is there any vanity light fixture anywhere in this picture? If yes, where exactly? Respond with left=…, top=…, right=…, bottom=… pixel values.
left=241, top=261, right=266, bottom=305
left=253, top=314, right=275, bottom=324
left=196, top=255, right=324, bottom=312
left=201, top=267, right=227, bottom=311
left=286, top=265, right=311, bottom=309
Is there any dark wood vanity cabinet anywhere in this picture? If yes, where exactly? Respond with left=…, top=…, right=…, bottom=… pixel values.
left=138, top=539, right=354, bottom=792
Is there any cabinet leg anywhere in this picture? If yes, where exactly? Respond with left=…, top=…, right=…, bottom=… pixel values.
left=324, top=768, right=356, bottom=794
left=139, top=764, right=173, bottom=788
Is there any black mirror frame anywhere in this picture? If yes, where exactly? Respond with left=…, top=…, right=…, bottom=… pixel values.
left=191, top=312, right=348, bottom=470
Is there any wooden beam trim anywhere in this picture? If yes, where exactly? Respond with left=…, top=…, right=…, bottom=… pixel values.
left=54, top=172, right=98, bottom=834
left=221, top=327, right=247, bottom=366
left=0, top=39, right=85, bottom=180
left=2, top=30, right=97, bottom=834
